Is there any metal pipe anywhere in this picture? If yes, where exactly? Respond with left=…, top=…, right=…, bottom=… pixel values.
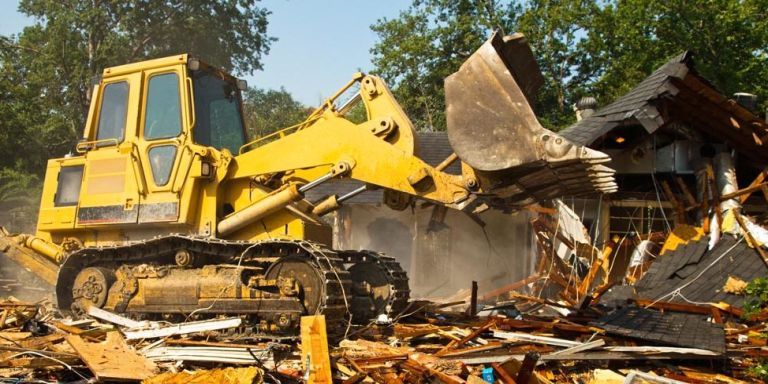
left=312, top=186, right=368, bottom=216
left=311, top=195, right=340, bottom=216
left=218, top=184, right=304, bottom=236
left=23, top=235, right=64, bottom=263
left=298, top=172, right=335, bottom=193
left=435, top=153, right=459, bottom=172
left=337, top=185, right=367, bottom=202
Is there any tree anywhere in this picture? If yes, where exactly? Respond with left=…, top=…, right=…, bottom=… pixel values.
left=0, top=168, right=42, bottom=232
left=0, top=0, right=274, bottom=176
left=370, top=0, right=596, bottom=131
left=242, top=87, right=310, bottom=138
left=585, top=0, right=768, bottom=108
left=371, top=0, right=768, bottom=131
left=370, top=0, right=518, bottom=131
left=515, top=0, right=598, bottom=128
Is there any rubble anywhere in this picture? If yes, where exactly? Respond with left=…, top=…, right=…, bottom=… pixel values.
left=0, top=206, right=767, bottom=383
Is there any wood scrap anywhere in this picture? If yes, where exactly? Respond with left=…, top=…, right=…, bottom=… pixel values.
left=67, top=331, right=157, bottom=381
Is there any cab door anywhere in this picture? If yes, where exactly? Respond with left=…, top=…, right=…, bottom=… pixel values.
left=77, top=73, right=143, bottom=226
left=135, top=66, right=191, bottom=223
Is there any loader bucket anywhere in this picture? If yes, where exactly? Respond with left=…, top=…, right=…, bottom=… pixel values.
left=445, top=32, right=616, bottom=205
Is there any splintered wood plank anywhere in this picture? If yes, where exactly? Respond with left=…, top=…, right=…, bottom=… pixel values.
left=301, top=315, right=332, bottom=384
left=738, top=169, right=767, bottom=204
left=732, top=210, right=768, bottom=266
left=67, top=331, right=156, bottom=381
left=675, top=177, right=698, bottom=208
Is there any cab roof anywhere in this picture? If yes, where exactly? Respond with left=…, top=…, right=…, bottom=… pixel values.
left=102, top=54, right=236, bottom=81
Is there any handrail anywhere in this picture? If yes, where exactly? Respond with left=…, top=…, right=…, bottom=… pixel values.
left=75, top=138, right=119, bottom=153
left=238, top=115, right=321, bottom=154
left=186, top=77, right=196, bottom=129
left=238, top=73, right=365, bottom=155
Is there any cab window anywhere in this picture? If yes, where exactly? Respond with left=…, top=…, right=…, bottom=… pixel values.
left=144, top=73, right=182, bottom=140
left=148, top=145, right=177, bottom=186
left=96, top=81, right=129, bottom=143
left=192, top=70, right=246, bottom=153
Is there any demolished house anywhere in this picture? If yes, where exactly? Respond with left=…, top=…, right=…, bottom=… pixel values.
left=1, top=41, right=767, bottom=382
left=557, top=51, right=768, bottom=293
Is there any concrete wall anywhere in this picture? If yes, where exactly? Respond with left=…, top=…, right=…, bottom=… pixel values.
left=332, top=204, right=536, bottom=298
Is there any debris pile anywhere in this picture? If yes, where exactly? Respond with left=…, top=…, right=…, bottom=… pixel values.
left=1, top=217, right=767, bottom=383
left=2, top=179, right=768, bottom=382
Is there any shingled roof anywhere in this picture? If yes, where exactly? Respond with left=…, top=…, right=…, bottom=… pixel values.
left=559, top=52, right=691, bottom=146
left=634, top=235, right=767, bottom=307
left=304, top=132, right=460, bottom=205
left=558, top=52, right=768, bottom=164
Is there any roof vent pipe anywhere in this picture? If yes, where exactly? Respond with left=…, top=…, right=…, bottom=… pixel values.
left=574, top=96, right=597, bottom=121
left=733, top=92, right=757, bottom=112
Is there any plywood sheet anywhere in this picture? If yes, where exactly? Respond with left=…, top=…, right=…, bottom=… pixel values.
left=67, top=331, right=157, bottom=381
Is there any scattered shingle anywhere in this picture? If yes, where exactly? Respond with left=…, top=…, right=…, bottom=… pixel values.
left=592, top=306, right=725, bottom=353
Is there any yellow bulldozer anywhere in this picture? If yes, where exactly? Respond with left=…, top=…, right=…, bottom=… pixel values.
left=0, top=33, right=615, bottom=334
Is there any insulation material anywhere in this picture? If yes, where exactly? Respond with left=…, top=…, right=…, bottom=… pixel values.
left=629, top=240, right=654, bottom=268
left=553, top=199, right=592, bottom=263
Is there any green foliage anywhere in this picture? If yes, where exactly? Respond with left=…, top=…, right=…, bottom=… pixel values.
left=748, top=361, right=768, bottom=381
left=0, top=0, right=273, bottom=176
left=371, top=0, right=768, bottom=131
left=0, top=168, right=41, bottom=232
left=516, top=0, right=598, bottom=129
left=743, top=277, right=768, bottom=318
left=242, top=87, right=310, bottom=139
left=370, top=0, right=519, bottom=131
left=585, top=0, right=768, bottom=108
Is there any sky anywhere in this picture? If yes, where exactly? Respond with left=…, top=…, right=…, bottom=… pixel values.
left=0, top=0, right=412, bottom=105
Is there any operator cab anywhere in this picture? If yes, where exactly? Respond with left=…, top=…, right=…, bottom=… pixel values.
left=90, top=56, right=248, bottom=155
left=187, top=58, right=248, bottom=154
left=37, top=55, right=249, bottom=236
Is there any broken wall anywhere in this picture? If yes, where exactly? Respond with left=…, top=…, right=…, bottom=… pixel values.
left=333, top=204, right=536, bottom=297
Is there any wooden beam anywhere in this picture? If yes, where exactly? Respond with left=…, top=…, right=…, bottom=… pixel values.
left=495, top=318, right=601, bottom=334
left=634, top=299, right=742, bottom=318
left=492, top=331, right=581, bottom=348
left=700, top=174, right=710, bottom=233
left=739, top=170, right=767, bottom=204
left=87, top=306, right=146, bottom=329
left=480, top=274, right=540, bottom=301
left=732, top=210, right=768, bottom=267
left=705, top=164, right=723, bottom=231
left=492, top=362, right=518, bottom=383
left=515, top=352, right=540, bottom=384
left=123, top=317, right=242, bottom=340
left=675, top=177, right=697, bottom=208
left=436, top=319, right=496, bottom=356
left=721, top=181, right=768, bottom=201
left=661, top=180, right=686, bottom=224
left=301, top=315, right=332, bottom=384
left=578, top=241, right=613, bottom=297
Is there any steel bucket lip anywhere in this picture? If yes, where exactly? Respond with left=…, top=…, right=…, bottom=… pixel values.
left=445, top=31, right=548, bottom=172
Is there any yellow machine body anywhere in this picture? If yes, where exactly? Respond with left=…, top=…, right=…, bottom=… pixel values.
left=31, top=55, right=471, bottom=250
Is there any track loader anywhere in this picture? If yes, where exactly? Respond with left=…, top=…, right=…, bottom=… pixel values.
left=0, top=33, right=615, bottom=334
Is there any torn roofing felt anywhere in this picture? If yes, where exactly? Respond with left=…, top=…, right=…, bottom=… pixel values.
left=634, top=235, right=768, bottom=307
left=559, top=52, right=768, bottom=164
